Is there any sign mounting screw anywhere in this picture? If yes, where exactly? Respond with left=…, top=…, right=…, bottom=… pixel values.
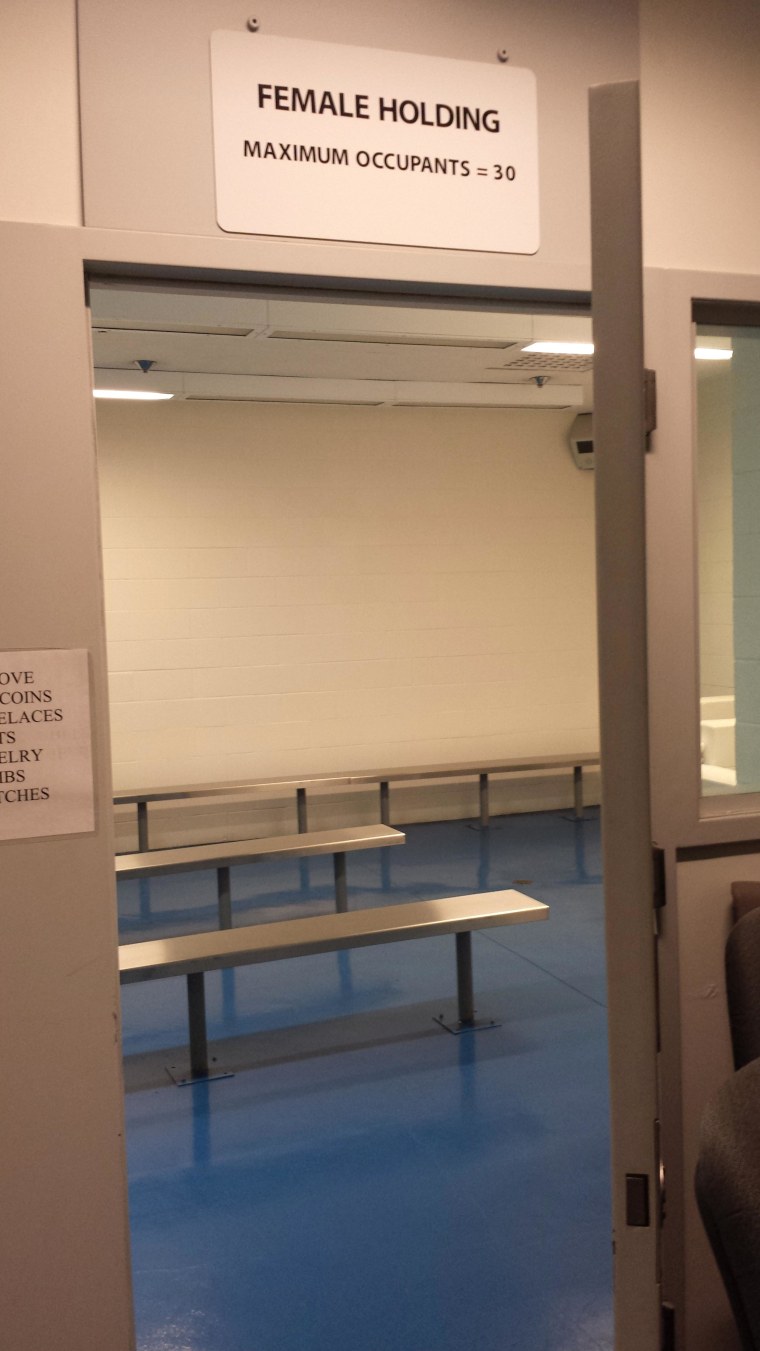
left=247, top=17, right=260, bottom=31
left=497, top=50, right=509, bottom=63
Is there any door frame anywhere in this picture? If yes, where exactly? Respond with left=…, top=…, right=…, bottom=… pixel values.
left=3, top=203, right=663, bottom=1347
left=645, top=265, right=760, bottom=1350
left=592, top=80, right=760, bottom=1350
left=589, top=80, right=661, bottom=1349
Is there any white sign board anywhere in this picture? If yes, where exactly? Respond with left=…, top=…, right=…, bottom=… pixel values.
left=210, top=33, right=539, bottom=254
left=0, top=649, right=95, bottom=841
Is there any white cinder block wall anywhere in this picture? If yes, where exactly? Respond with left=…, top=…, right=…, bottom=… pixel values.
left=97, top=400, right=599, bottom=847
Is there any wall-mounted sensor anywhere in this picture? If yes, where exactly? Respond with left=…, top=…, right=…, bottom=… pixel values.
left=569, top=413, right=594, bottom=469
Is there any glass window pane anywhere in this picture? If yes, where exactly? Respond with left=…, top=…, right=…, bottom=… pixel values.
left=698, top=321, right=760, bottom=797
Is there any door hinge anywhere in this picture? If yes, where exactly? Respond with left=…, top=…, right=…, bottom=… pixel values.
left=653, top=845, right=666, bottom=910
left=625, top=1173, right=650, bottom=1226
left=644, top=368, right=657, bottom=443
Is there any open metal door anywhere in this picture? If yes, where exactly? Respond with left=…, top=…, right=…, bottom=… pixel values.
left=589, top=81, right=662, bottom=1350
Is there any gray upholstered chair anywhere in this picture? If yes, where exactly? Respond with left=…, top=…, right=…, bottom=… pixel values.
left=695, top=1058, right=760, bottom=1351
left=731, top=881, right=760, bottom=925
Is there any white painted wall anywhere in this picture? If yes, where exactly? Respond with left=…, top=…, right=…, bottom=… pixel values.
left=77, top=0, right=638, bottom=286
left=640, top=0, right=760, bottom=273
left=97, top=400, right=599, bottom=847
left=0, top=0, right=81, bottom=225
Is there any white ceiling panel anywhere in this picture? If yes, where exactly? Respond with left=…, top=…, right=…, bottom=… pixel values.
left=90, top=281, right=593, bottom=408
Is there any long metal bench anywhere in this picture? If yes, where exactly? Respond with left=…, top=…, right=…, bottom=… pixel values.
left=352, top=754, right=600, bottom=828
left=114, top=753, right=599, bottom=849
left=115, top=772, right=356, bottom=852
left=119, top=888, right=549, bottom=1081
left=116, top=823, right=405, bottom=922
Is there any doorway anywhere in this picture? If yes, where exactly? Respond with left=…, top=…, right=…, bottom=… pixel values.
left=91, top=276, right=609, bottom=1350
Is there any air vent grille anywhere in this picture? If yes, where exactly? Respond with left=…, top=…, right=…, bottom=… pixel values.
left=497, top=352, right=594, bottom=372
left=94, top=323, right=255, bottom=337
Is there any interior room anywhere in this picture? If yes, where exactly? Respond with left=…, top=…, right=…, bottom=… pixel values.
left=92, top=281, right=601, bottom=845
left=95, top=281, right=611, bottom=1350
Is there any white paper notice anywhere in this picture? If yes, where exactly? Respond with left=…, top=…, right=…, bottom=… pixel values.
left=0, top=649, right=95, bottom=841
left=210, top=33, right=539, bottom=255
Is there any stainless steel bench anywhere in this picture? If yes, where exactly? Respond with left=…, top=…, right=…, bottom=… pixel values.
left=352, top=753, right=600, bottom=828
left=114, top=771, right=356, bottom=852
left=114, top=753, right=599, bottom=849
left=119, top=888, right=549, bottom=1081
left=116, top=823, right=405, bottom=922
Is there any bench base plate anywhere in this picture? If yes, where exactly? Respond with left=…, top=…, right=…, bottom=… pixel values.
left=167, top=1061, right=235, bottom=1087
left=433, top=1014, right=500, bottom=1035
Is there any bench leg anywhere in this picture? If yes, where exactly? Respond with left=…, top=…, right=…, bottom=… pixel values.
left=434, top=931, right=500, bottom=1035
left=166, top=973, right=234, bottom=1087
left=334, top=852, right=348, bottom=912
left=217, top=866, right=232, bottom=929
left=136, top=804, right=152, bottom=922
left=573, top=765, right=584, bottom=820
left=477, top=827, right=491, bottom=892
left=379, top=780, right=390, bottom=826
left=456, top=931, right=475, bottom=1024
left=479, top=773, right=490, bottom=828
left=297, top=789, right=310, bottom=893
left=137, top=801, right=150, bottom=852
left=187, top=972, right=209, bottom=1078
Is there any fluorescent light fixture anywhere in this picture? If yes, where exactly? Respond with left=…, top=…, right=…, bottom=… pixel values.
left=694, top=347, right=732, bottom=361
left=93, top=389, right=174, bottom=400
left=522, top=341, right=595, bottom=356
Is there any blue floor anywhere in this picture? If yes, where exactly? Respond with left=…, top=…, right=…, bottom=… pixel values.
left=120, top=809, right=612, bottom=1351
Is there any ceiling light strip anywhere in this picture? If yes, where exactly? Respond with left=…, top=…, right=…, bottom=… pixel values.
left=93, top=389, right=174, bottom=400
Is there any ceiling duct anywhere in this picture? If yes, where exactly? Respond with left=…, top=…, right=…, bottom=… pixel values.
left=94, top=323, right=256, bottom=337
left=394, top=399, right=578, bottom=410
left=266, top=330, right=520, bottom=350
left=185, top=396, right=385, bottom=407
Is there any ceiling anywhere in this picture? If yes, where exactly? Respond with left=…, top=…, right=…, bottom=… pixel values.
left=89, top=280, right=594, bottom=411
